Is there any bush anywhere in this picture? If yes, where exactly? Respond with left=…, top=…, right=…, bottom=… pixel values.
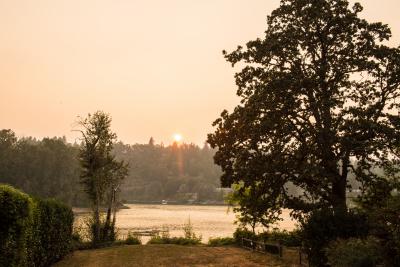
left=207, top=237, right=235, bottom=247
left=366, top=195, right=400, bottom=266
left=182, top=218, right=201, bottom=243
left=233, top=227, right=301, bottom=248
left=28, top=198, right=74, bottom=266
left=258, top=229, right=302, bottom=247
left=301, top=208, right=369, bottom=267
left=0, top=184, right=74, bottom=267
left=233, top=228, right=257, bottom=245
left=0, top=184, right=32, bottom=267
left=326, top=237, right=381, bottom=267
left=125, top=232, right=141, bottom=245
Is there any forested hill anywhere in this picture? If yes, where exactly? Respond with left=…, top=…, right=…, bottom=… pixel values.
left=0, top=129, right=223, bottom=206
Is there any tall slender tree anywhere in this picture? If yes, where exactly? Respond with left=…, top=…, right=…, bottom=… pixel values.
left=77, top=111, right=127, bottom=243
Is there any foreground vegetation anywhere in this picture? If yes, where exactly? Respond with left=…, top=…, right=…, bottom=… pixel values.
left=0, top=184, right=73, bottom=267
left=55, top=244, right=295, bottom=267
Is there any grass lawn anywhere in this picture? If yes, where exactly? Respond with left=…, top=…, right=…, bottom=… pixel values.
left=54, top=244, right=300, bottom=267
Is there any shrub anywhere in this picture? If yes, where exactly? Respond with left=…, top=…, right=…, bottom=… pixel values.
left=125, top=232, right=141, bottom=245
left=326, top=237, right=381, bottom=267
left=182, top=218, right=201, bottom=243
left=0, top=184, right=32, bottom=267
left=301, top=208, right=369, bottom=267
left=366, top=195, right=400, bottom=266
left=258, top=229, right=302, bottom=247
left=233, top=228, right=257, bottom=245
left=28, top=198, right=74, bottom=266
left=0, top=184, right=74, bottom=267
left=207, top=237, right=235, bottom=247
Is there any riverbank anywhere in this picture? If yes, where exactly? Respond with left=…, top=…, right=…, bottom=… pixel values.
left=73, top=204, right=297, bottom=243
left=54, top=245, right=298, bottom=267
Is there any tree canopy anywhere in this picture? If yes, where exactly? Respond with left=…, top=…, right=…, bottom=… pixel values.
left=208, top=0, right=400, bottom=214
left=0, top=129, right=225, bottom=206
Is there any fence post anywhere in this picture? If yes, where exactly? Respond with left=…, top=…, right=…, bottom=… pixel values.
left=278, top=240, right=283, bottom=258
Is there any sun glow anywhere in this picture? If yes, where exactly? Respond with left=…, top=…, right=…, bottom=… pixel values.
left=173, top=133, right=183, bottom=142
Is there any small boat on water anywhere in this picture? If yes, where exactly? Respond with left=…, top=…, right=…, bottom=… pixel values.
left=161, top=200, right=168, bottom=205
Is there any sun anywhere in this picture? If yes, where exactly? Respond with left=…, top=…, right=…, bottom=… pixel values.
left=173, top=133, right=183, bottom=142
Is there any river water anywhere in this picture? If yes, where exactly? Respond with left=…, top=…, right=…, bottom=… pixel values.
left=75, top=204, right=298, bottom=243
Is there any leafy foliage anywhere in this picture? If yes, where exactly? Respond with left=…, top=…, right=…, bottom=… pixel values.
left=227, top=182, right=282, bottom=233
left=77, top=111, right=128, bottom=244
left=0, top=184, right=73, bottom=267
left=0, top=130, right=84, bottom=206
left=232, top=228, right=257, bottom=245
left=233, top=227, right=301, bottom=247
left=208, top=1, right=400, bottom=264
left=364, top=194, right=400, bottom=266
left=125, top=232, right=142, bottom=245
left=28, top=198, right=74, bottom=266
left=0, top=129, right=224, bottom=205
left=301, top=208, right=369, bottom=266
left=326, top=237, right=381, bottom=267
left=0, top=184, right=32, bottom=266
left=259, top=229, right=302, bottom=247
left=207, top=0, right=400, bottom=214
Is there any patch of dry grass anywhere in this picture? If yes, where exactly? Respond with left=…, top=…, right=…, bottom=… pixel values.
left=54, top=245, right=300, bottom=267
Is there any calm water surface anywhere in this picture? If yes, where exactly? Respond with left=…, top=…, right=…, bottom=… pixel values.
left=75, top=204, right=297, bottom=242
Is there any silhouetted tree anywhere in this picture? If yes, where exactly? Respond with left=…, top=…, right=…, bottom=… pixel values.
left=208, top=0, right=400, bottom=215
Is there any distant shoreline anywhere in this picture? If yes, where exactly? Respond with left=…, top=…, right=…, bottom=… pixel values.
left=123, top=201, right=229, bottom=206
left=72, top=202, right=231, bottom=215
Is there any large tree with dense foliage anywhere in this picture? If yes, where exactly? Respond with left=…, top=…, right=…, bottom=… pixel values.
left=208, top=0, right=400, bottom=214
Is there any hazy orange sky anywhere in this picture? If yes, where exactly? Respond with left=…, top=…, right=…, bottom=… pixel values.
left=1, top=0, right=399, bottom=145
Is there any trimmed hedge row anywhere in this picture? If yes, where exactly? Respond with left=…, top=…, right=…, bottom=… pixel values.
left=0, top=184, right=74, bottom=267
left=0, top=184, right=32, bottom=266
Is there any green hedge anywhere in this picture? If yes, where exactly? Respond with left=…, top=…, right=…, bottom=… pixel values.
left=0, top=184, right=32, bottom=266
left=28, top=198, right=74, bottom=266
left=0, top=184, right=74, bottom=267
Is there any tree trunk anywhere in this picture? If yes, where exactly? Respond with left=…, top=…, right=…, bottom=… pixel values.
left=332, top=155, right=349, bottom=211
left=111, top=189, right=117, bottom=236
left=94, top=193, right=101, bottom=244
left=332, top=177, right=347, bottom=210
left=103, top=191, right=112, bottom=241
